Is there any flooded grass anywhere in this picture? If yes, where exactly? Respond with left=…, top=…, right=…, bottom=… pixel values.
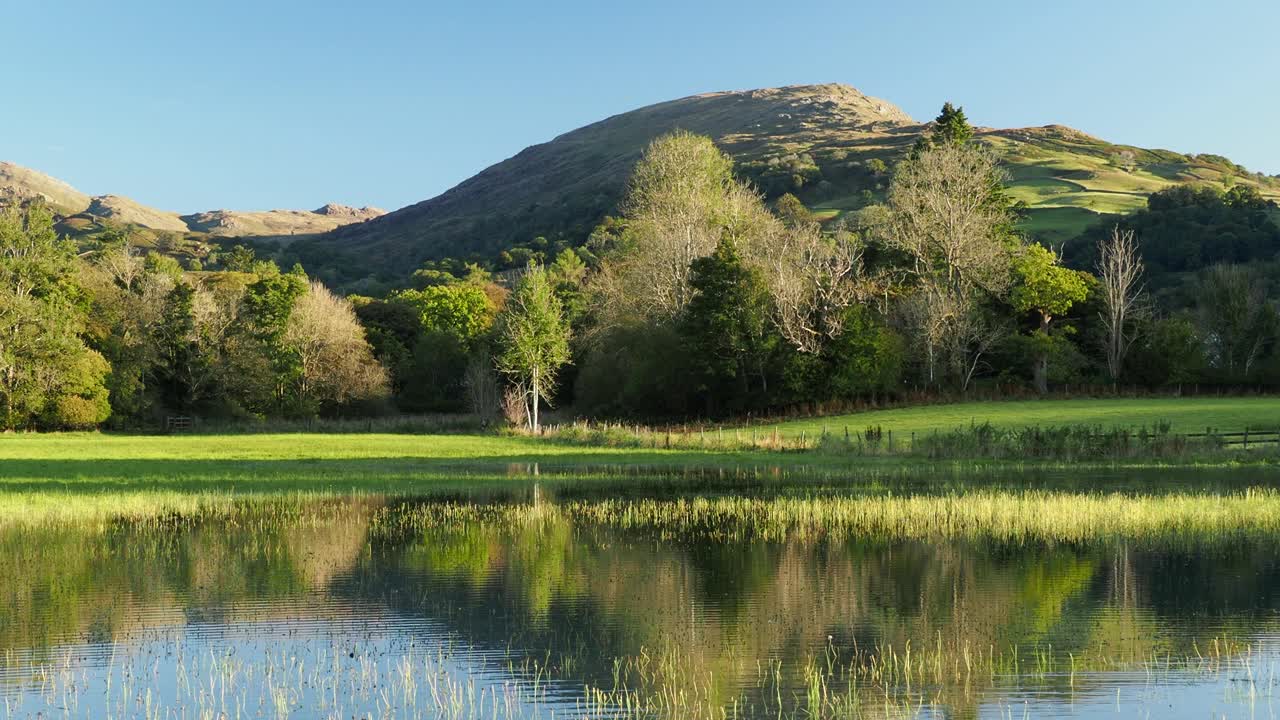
left=4, top=435, right=1280, bottom=717
left=3, top=495, right=1278, bottom=719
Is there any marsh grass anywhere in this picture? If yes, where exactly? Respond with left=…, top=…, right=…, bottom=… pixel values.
left=374, top=488, right=1280, bottom=544
left=4, top=493, right=1280, bottom=719
left=4, top=624, right=1269, bottom=720
left=538, top=417, right=1255, bottom=462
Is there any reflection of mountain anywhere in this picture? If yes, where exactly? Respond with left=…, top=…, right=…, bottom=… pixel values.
left=4, top=499, right=1280, bottom=715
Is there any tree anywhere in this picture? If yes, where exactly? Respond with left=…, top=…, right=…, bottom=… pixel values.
left=547, top=249, right=589, bottom=326
left=595, top=131, right=745, bottom=326
left=759, top=222, right=869, bottom=355
left=1071, top=186, right=1280, bottom=273
left=946, top=306, right=1010, bottom=394
left=81, top=240, right=178, bottom=423
left=887, top=142, right=1015, bottom=294
left=222, top=244, right=257, bottom=272
left=1224, top=184, right=1271, bottom=211
left=242, top=266, right=309, bottom=413
left=153, top=283, right=204, bottom=413
left=1127, top=316, right=1204, bottom=389
left=392, top=283, right=496, bottom=347
left=680, top=237, right=774, bottom=415
left=495, top=264, right=571, bottom=433
left=283, top=281, right=390, bottom=413
left=773, top=193, right=814, bottom=229
left=931, top=102, right=974, bottom=145
left=1096, top=226, right=1146, bottom=384
left=885, top=141, right=1017, bottom=387
left=822, top=305, right=903, bottom=399
left=0, top=202, right=112, bottom=429
left=1197, top=264, right=1276, bottom=382
left=1011, top=243, right=1090, bottom=394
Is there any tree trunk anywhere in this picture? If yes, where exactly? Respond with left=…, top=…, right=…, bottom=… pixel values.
left=531, top=368, right=540, bottom=434
left=1034, top=313, right=1050, bottom=395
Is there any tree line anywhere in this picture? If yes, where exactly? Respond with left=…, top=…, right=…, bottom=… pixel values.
left=4, top=104, right=1280, bottom=430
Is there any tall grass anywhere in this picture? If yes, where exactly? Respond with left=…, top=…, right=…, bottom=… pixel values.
left=376, top=488, right=1280, bottom=544
left=537, top=418, right=1243, bottom=461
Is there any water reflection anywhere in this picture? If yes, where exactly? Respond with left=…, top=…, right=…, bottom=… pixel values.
left=2, top=493, right=1279, bottom=718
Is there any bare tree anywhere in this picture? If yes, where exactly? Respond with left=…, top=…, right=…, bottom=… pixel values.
left=756, top=223, right=870, bottom=354
left=284, top=281, right=390, bottom=410
left=885, top=142, right=1015, bottom=297
left=884, top=142, right=1017, bottom=388
left=462, top=353, right=500, bottom=420
left=947, top=308, right=1010, bottom=394
left=596, top=131, right=739, bottom=327
left=898, top=282, right=962, bottom=388
left=1096, top=226, right=1146, bottom=383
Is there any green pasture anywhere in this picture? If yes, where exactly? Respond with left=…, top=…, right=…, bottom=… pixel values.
left=770, top=397, right=1280, bottom=439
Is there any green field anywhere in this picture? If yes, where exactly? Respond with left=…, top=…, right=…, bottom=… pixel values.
left=2, top=397, right=1280, bottom=524
left=770, top=397, right=1280, bottom=438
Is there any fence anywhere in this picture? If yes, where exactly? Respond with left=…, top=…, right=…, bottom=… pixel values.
left=1187, top=428, right=1280, bottom=449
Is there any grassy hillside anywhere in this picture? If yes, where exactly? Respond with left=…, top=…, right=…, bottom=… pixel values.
left=291, top=84, right=1280, bottom=284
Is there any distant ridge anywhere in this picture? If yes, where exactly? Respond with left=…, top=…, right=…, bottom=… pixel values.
left=289, top=83, right=1280, bottom=284
left=0, top=161, right=384, bottom=240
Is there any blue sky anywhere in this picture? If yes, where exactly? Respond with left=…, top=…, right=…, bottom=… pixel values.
left=4, top=0, right=1277, bottom=213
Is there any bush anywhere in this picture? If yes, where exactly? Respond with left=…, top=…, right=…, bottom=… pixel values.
left=47, top=395, right=111, bottom=430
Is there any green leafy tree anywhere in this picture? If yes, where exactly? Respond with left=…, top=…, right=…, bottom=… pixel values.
left=0, top=202, right=111, bottom=429
left=1197, top=264, right=1277, bottom=382
left=1127, top=316, right=1205, bottom=389
left=1224, top=184, right=1271, bottom=211
left=774, top=193, right=813, bottom=229
left=222, top=244, right=257, bottom=272
left=548, top=248, right=589, bottom=327
left=680, top=237, right=775, bottom=415
left=392, top=284, right=496, bottom=347
left=1071, top=186, right=1280, bottom=273
left=1011, top=244, right=1091, bottom=393
left=824, top=306, right=904, bottom=399
left=352, top=296, right=422, bottom=400
left=495, top=264, right=571, bottom=432
left=44, top=349, right=113, bottom=428
left=153, top=283, right=213, bottom=413
left=931, top=102, right=974, bottom=145
left=242, top=267, right=309, bottom=413
left=81, top=239, right=181, bottom=425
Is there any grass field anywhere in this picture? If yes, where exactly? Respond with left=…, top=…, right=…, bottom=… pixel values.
left=0, top=398, right=1279, bottom=524
left=768, top=397, right=1280, bottom=438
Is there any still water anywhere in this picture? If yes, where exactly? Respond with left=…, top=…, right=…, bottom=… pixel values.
left=2, top=486, right=1279, bottom=719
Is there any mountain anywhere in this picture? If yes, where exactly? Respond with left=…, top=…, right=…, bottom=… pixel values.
left=0, top=161, right=385, bottom=243
left=289, top=83, right=1280, bottom=285
left=182, top=205, right=385, bottom=239
left=0, top=162, right=92, bottom=214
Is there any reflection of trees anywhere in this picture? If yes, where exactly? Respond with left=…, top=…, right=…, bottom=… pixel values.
left=347, top=507, right=1280, bottom=714
left=0, top=500, right=378, bottom=651
left=5, top=499, right=1280, bottom=716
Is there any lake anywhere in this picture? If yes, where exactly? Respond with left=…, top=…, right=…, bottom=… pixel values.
left=3, top=472, right=1280, bottom=718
